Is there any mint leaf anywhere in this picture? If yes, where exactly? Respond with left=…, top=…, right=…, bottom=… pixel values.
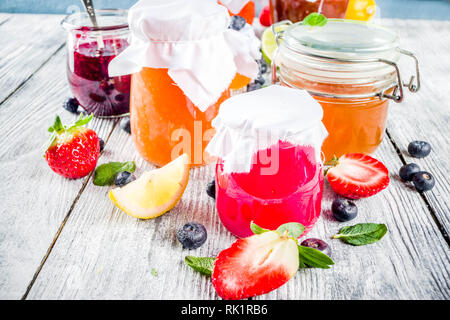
left=93, top=161, right=136, bottom=186
left=333, top=223, right=387, bottom=246
left=298, top=245, right=334, bottom=269
left=302, top=13, right=327, bottom=27
left=250, top=221, right=270, bottom=235
left=151, top=268, right=158, bottom=277
left=185, top=256, right=215, bottom=276
left=276, top=222, right=305, bottom=238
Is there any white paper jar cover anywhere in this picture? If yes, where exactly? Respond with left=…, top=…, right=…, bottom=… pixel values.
left=108, top=0, right=260, bottom=111
left=205, top=85, right=328, bottom=173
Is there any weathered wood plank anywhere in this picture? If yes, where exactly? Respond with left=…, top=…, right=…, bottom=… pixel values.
left=0, top=13, right=11, bottom=25
left=0, top=14, right=65, bottom=104
left=380, top=19, right=450, bottom=240
left=26, top=128, right=233, bottom=299
left=26, top=125, right=450, bottom=299
left=256, top=139, right=450, bottom=300
left=13, top=18, right=450, bottom=300
left=0, top=49, right=115, bottom=299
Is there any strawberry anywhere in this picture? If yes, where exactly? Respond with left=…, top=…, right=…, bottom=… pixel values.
left=44, top=114, right=99, bottom=179
left=211, top=231, right=299, bottom=300
left=259, top=5, right=271, bottom=27
left=326, top=153, right=389, bottom=199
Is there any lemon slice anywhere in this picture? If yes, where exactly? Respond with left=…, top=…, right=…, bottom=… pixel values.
left=261, top=24, right=289, bottom=65
left=345, top=0, right=376, bottom=21
left=109, top=154, right=190, bottom=219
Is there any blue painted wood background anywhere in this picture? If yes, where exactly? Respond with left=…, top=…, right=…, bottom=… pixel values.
left=0, top=0, right=449, bottom=20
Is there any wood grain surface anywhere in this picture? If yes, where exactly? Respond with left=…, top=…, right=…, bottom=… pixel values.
left=0, top=16, right=448, bottom=300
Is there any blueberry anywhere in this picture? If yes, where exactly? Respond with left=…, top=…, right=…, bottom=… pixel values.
left=206, top=179, right=215, bottom=199
left=300, top=238, right=331, bottom=256
left=120, top=117, right=131, bottom=134
left=399, top=163, right=420, bottom=181
left=412, top=171, right=435, bottom=192
left=229, top=15, right=246, bottom=31
left=63, top=97, right=79, bottom=113
left=247, top=83, right=262, bottom=92
left=331, top=198, right=358, bottom=222
left=258, top=59, right=268, bottom=74
left=99, top=138, right=105, bottom=152
left=408, top=140, right=431, bottom=158
left=255, top=75, right=265, bottom=85
left=115, top=171, right=136, bottom=187
left=176, top=222, right=207, bottom=249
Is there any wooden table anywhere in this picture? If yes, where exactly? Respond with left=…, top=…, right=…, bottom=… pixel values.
left=0, top=14, right=449, bottom=300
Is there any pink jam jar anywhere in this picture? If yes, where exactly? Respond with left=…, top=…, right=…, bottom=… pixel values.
left=62, top=9, right=130, bottom=117
left=205, top=85, right=328, bottom=238
left=216, top=141, right=323, bottom=238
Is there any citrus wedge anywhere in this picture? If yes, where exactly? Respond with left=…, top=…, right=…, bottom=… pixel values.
left=261, top=24, right=289, bottom=65
left=109, top=153, right=190, bottom=219
left=345, top=0, right=376, bottom=21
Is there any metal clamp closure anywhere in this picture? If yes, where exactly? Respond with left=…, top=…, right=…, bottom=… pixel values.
left=270, top=23, right=420, bottom=103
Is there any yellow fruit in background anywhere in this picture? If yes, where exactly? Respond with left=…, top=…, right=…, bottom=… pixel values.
left=345, top=0, right=376, bottom=21
left=109, top=153, right=190, bottom=219
left=261, top=24, right=289, bottom=65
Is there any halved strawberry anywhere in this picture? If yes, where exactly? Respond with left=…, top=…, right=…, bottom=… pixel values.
left=44, top=114, right=99, bottom=179
left=326, top=153, right=389, bottom=199
left=211, top=231, right=299, bottom=300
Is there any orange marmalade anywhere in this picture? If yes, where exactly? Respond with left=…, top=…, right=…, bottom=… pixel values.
left=130, top=68, right=229, bottom=167
left=274, top=19, right=420, bottom=160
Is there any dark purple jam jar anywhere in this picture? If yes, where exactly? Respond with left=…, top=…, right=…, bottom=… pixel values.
left=62, top=9, right=130, bottom=117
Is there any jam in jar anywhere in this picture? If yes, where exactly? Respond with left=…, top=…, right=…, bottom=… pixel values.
left=270, top=0, right=349, bottom=23
left=273, top=19, right=420, bottom=160
left=62, top=9, right=130, bottom=117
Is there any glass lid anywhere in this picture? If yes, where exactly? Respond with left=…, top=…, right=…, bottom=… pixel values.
left=283, top=19, right=400, bottom=57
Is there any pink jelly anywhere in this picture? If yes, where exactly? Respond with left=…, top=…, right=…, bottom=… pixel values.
left=216, top=141, right=324, bottom=238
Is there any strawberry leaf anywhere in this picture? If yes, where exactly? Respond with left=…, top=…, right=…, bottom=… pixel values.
left=48, top=115, right=64, bottom=133
left=250, top=221, right=270, bottom=235
left=276, top=222, right=305, bottom=238
left=93, top=161, right=136, bottom=186
left=185, top=256, right=215, bottom=276
left=298, top=245, right=334, bottom=269
left=333, top=223, right=387, bottom=246
left=67, top=113, right=93, bottom=131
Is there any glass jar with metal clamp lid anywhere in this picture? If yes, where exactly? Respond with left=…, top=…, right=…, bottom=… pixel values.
left=271, top=19, right=420, bottom=161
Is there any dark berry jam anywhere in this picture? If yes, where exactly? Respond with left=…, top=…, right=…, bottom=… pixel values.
left=67, top=37, right=130, bottom=117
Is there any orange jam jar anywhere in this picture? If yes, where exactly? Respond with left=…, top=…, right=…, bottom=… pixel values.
left=109, top=0, right=259, bottom=167
left=272, top=19, right=420, bottom=160
left=130, top=69, right=229, bottom=167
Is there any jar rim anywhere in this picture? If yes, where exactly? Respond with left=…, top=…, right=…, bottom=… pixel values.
left=61, top=9, right=129, bottom=32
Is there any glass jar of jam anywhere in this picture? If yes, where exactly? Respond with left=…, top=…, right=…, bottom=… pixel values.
left=130, top=69, right=230, bottom=167
left=272, top=19, right=420, bottom=160
left=62, top=9, right=131, bottom=117
left=270, top=0, right=349, bottom=23
left=206, top=85, right=328, bottom=238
